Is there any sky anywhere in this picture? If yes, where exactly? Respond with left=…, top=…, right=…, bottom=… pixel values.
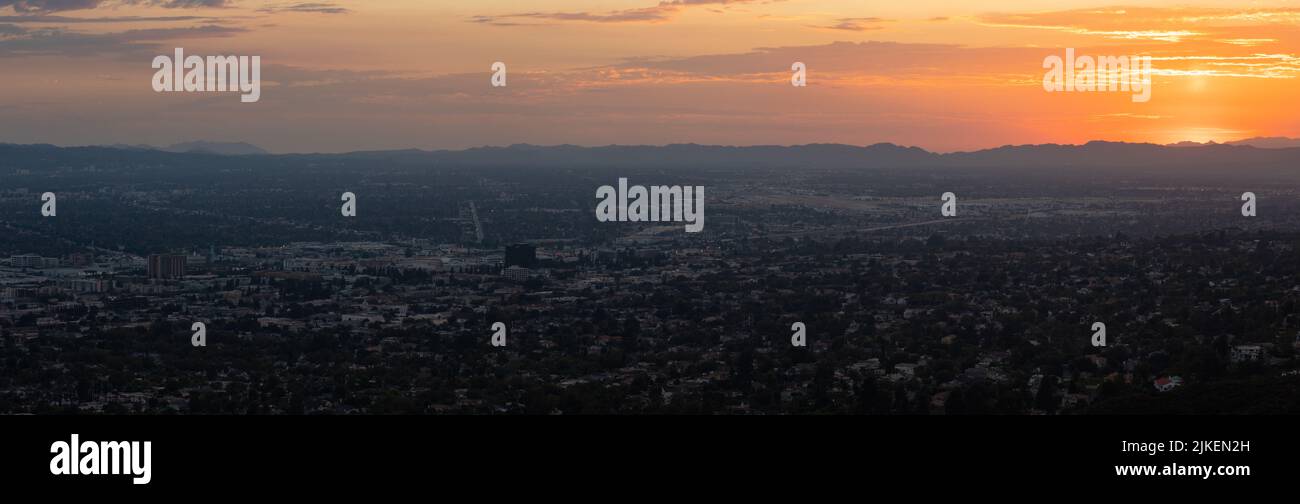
left=0, top=0, right=1298, bottom=153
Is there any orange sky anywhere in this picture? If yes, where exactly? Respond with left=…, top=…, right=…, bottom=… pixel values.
left=0, top=0, right=1298, bottom=152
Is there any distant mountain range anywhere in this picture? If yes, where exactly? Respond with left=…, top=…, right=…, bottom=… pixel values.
left=101, top=141, right=270, bottom=156
left=1, top=139, right=1294, bottom=172
left=1168, top=137, right=1300, bottom=149
left=80, top=136, right=1300, bottom=160
left=322, top=140, right=1300, bottom=170
left=1226, top=137, right=1300, bottom=149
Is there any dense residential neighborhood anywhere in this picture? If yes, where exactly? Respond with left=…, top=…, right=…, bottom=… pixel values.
left=3, top=143, right=1300, bottom=414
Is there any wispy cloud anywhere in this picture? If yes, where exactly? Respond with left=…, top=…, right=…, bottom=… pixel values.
left=1217, top=38, right=1275, bottom=47
left=1175, top=9, right=1300, bottom=24
left=978, top=19, right=1201, bottom=43
left=977, top=7, right=1300, bottom=43
left=811, top=17, right=890, bottom=32
left=471, top=0, right=777, bottom=26
left=1146, top=53, right=1300, bottom=79
left=471, top=7, right=671, bottom=26
left=0, top=0, right=228, bottom=14
left=0, top=14, right=224, bottom=22
left=257, top=2, right=349, bottom=15
left=0, top=0, right=102, bottom=12
left=0, top=23, right=245, bottom=57
left=1092, top=112, right=1165, bottom=121
left=147, top=0, right=227, bottom=7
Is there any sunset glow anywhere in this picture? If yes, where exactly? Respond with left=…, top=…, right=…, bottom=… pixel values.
left=1, top=0, right=1298, bottom=152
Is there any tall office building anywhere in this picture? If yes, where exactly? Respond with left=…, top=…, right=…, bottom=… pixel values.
left=148, top=254, right=187, bottom=279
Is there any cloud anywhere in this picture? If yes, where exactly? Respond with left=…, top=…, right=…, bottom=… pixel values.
left=0, top=0, right=101, bottom=12
left=0, top=23, right=245, bottom=57
left=977, top=7, right=1300, bottom=43
left=0, top=0, right=227, bottom=13
left=0, top=14, right=222, bottom=22
left=812, top=17, right=889, bottom=32
left=0, top=0, right=228, bottom=13
left=1215, top=38, right=1276, bottom=47
left=618, top=41, right=1034, bottom=77
left=1092, top=113, right=1165, bottom=121
left=471, top=7, right=673, bottom=26
left=604, top=37, right=1300, bottom=86
left=151, top=0, right=226, bottom=7
left=471, top=0, right=775, bottom=26
left=258, top=2, right=349, bottom=15
left=141, top=40, right=1055, bottom=152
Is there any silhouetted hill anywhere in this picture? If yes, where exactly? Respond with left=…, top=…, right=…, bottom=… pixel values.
left=6, top=140, right=1300, bottom=174
left=361, top=141, right=1300, bottom=171
left=1227, top=137, right=1300, bottom=149
left=165, top=141, right=269, bottom=156
left=940, top=140, right=1298, bottom=168
left=1167, top=137, right=1300, bottom=149
left=388, top=143, right=940, bottom=168
left=89, top=141, right=270, bottom=156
